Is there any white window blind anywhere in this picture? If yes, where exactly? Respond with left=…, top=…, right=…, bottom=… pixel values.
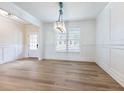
left=56, top=28, right=80, bottom=52
left=56, top=32, right=67, bottom=52
left=68, top=28, right=80, bottom=52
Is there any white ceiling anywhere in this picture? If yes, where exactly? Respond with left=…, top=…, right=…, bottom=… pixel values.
left=14, top=2, right=108, bottom=22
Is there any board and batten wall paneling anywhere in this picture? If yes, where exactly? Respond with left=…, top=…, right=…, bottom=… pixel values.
left=96, top=3, right=124, bottom=87
left=0, top=15, right=25, bottom=64
left=43, top=20, right=96, bottom=62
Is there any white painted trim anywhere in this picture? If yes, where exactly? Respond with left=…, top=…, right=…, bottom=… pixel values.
left=43, top=57, right=95, bottom=62
left=108, top=68, right=124, bottom=87
left=0, top=43, right=24, bottom=64
left=96, top=62, right=124, bottom=87
left=96, top=2, right=124, bottom=88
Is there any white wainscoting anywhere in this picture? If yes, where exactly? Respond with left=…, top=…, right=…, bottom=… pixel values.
left=0, top=43, right=24, bottom=64
left=96, top=3, right=124, bottom=87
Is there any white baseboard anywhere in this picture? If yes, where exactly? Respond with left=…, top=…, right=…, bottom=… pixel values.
left=42, top=58, right=96, bottom=63
left=108, top=68, right=124, bottom=87
left=43, top=57, right=95, bottom=62
left=96, top=62, right=124, bottom=88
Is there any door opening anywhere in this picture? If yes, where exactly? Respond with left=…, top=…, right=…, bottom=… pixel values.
left=28, top=32, right=39, bottom=58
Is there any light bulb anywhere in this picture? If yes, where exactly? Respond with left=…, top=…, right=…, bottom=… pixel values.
left=54, top=21, right=66, bottom=33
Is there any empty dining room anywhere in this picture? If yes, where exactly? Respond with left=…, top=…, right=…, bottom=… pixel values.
left=0, top=0, right=123, bottom=92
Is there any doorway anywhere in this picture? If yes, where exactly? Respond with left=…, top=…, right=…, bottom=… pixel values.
left=28, top=32, right=38, bottom=58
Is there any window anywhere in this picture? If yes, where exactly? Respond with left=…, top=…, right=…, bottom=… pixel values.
left=29, top=34, right=38, bottom=50
left=68, top=28, right=80, bottom=52
left=56, top=32, right=67, bottom=52
left=56, top=28, right=80, bottom=52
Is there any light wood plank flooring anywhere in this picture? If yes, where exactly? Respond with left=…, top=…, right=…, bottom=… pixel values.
left=0, top=58, right=123, bottom=91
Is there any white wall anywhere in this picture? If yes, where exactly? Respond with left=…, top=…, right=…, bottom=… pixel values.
left=96, top=2, right=124, bottom=87
left=38, top=23, right=44, bottom=60
left=0, top=15, right=25, bottom=64
left=43, top=20, right=96, bottom=62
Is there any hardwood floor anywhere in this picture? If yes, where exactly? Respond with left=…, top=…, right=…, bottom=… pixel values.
left=0, top=58, right=123, bottom=91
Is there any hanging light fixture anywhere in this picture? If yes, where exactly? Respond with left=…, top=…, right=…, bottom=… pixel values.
left=54, top=2, right=66, bottom=33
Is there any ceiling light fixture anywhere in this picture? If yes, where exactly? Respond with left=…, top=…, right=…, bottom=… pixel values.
left=54, top=2, right=66, bottom=33
left=0, top=8, right=26, bottom=23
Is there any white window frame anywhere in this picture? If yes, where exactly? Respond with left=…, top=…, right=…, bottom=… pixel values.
left=56, top=27, right=80, bottom=53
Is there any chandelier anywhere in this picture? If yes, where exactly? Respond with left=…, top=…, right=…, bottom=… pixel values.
left=54, top=2, right=66, bottom=33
